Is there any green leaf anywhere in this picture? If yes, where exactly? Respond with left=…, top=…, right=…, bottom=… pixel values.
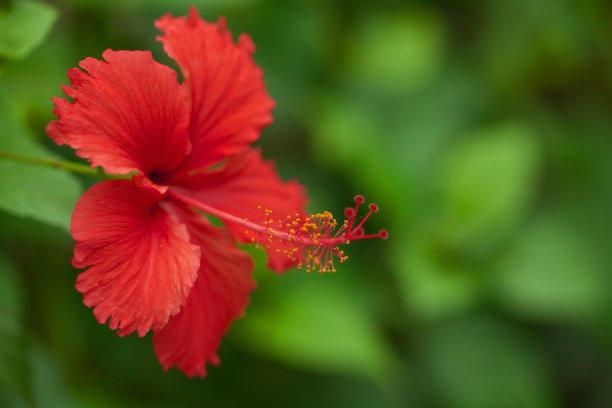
left=0, top=254, right=28, bottom=398
left=0, top=99, right=82, bottom=231
left=243, top=1, right=329, bottom=125
left=394, top=235, right=479, bottom=321
left=345, top=9, right=445, bottom=92
left=236, top=274, right=394, bottom=381
left=66, top=0, right=260, bottom=12
left=30, top=345, right=78, bottom=408
left=0, top=0, right=58, bottom=61
left=423, top=316, right=559, bottom=408
left=493, top=212, right=607, bottom=321
left=309, top=70, right=485, bottom=226
left=437, top=122, right=540, bottom=249
left=479, top=0, right=591, bottom=98
left=309, top=94, right=404, bottom=215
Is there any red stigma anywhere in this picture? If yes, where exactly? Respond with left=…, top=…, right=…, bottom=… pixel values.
left=245, top=194, right=386, bottom=272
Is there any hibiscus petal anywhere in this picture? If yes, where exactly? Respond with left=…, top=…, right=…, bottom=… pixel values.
left=47, top=50, right=191, bottom=175
left=155, top=8, right=275, bottom=171
left=72, top=180, right=200, bottom=337
left=172, top=148, right=307, bottom=272
left=153, top=207, right=255, bottom=377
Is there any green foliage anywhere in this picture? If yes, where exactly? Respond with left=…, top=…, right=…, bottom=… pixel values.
left=0, top=99, right=82, bottom=231
left=395, top=236, right=479, bottom=321
left=0, top=0, right=57, bottom=61
left=310, top=95, right=401, bottom=209
left=237, top=273, right=394, bottom=381
left=345, top=9, right=445, bottom=93
left=29, top=345, right=78, bottom=408
left=0, top=254, right=28, bottom=404
left=423, top=316, right=558, bottom=408
left=494, top=212, right=607, bottom=321
left=436, top=123, right=540, bottom=249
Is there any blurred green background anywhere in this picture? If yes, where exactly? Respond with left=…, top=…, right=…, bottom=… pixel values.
left=1, top=0, right=612, bottom=407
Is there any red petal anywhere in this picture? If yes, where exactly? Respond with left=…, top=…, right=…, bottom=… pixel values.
left=72, top=180, right=200, bottom=337
left=172, top=148, right=307, bottom=272
left=47, top=50, right=191, bottom=176
left=153, top=207, right=255, bottom=377
left=155, top=8, right=275, bottom=172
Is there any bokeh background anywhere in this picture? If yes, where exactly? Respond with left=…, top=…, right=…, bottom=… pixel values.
left=0, top=0, right=611, bottom=407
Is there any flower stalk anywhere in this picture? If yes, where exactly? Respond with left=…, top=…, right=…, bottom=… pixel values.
left=0, top=150, right=129, bottom=180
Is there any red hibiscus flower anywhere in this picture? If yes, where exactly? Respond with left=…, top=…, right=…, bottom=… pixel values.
left=46, top=7, right=386, bottom=377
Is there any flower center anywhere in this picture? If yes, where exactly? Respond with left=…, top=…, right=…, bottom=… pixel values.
left=149, top=169, right=170, bottom=185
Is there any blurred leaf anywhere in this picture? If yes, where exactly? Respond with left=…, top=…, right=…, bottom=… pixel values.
left=393, top=69, right=485, bottom=182
left=66, top=0, right=260, bottom=13
left=395, top=236, right=479, bottom=321
left=0, top=254, right=28, bottom=400
left=479, top=0, right=595, bottom=97
left=310, top=94, right=403, bottom=213
left=300, top=376, right=402, bottom=408
left=437, top=123, right=540, bottom=250
left=423, top=316, right=559, bottom=408
left=0, top=98, right=82, bottom=231
left=237, top=275, right=394, bottom=381
left=0, top=391, right=28, bottom=408
left=0, top=0, right=57, bottom=61
left=0, top=255, right=22, bottom=336
left=0, top=29, right=71, bottom=113
left=30, top=345, right=78, bottom=408
left=244, top=0, right=329, bottom=125
left=310, top=69, right=485, bottom=226
left=494, top=211, right=607, bottom=321
left=345, top=9, right=445, bottom=93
